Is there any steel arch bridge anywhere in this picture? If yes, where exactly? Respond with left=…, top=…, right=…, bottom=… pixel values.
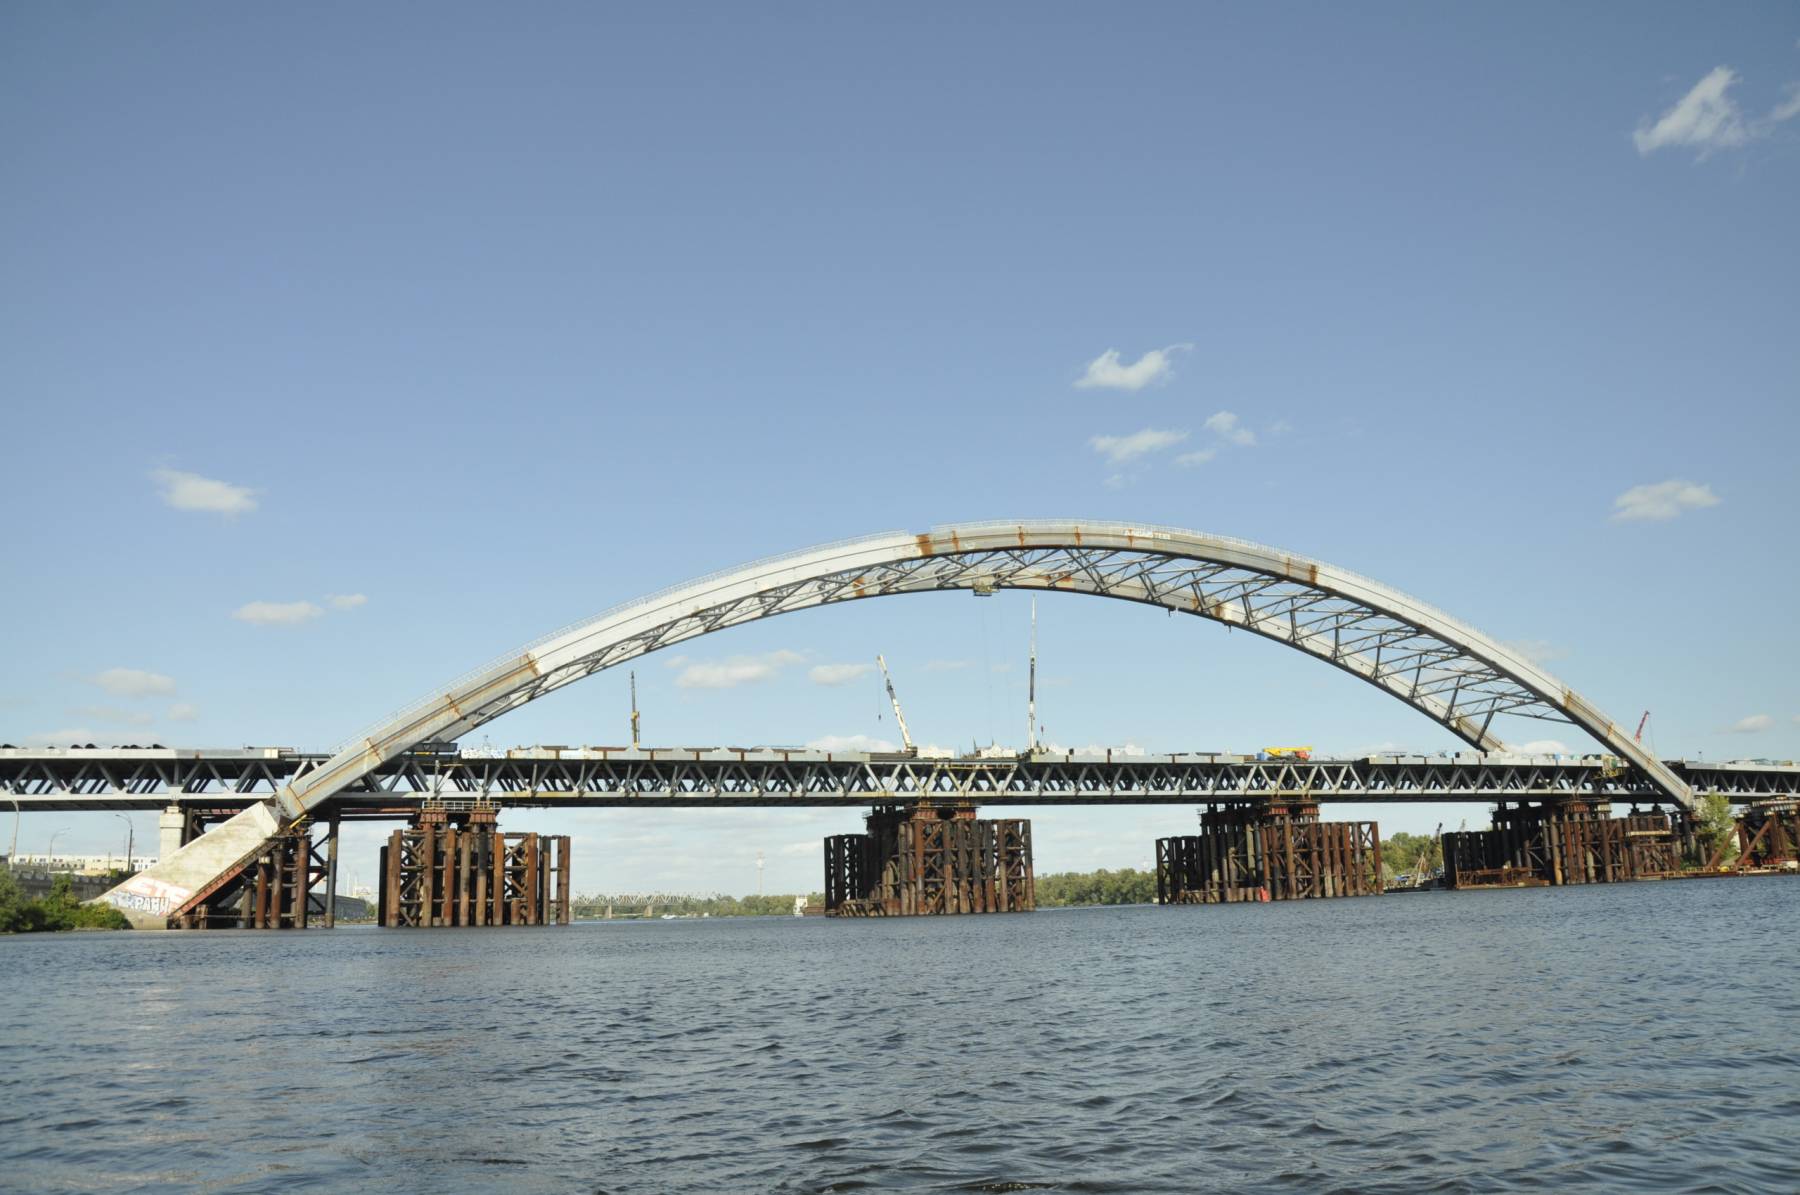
left=101, top=520, right=1691, bottom=926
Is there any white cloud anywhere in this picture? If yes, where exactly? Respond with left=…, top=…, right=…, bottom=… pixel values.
left=327, top=593, right=368, bottom=610
left=1727, top=714, right=1773, bottom=734
left=924, top=659, right=973, bottom=672
left=1203, top=411, right=1256, bottom=447
left=93, top=668, right=177, bottom=697
left=24, top=728, right=106, bottom=747
left=1634, top=66, right=1800, bottom=158
left=1089, top=427, right=1189, bottom=464
left=1773, top=84, right=1800, bottom=124
left=669, top=649, right=804, bottom=690
left=1504, top=639, right=1570, bottom=666
left=75, top=705, right=155, bottom=726
left=151, top=468, right=258, bottom=515
left=232, top=600, right=325, bottom=626
left=808, top=662, right=873, bottom=687
left=805, top=733, right=898, bottom=753
left=167, top=702, right=199, bottom=722
left=1044, top=741, right=1149, bottom=756
left=1610, top=479, right=1721, bottom=522
left=1074, top=344, right=1189, bottom=391
left=1173, top=448, right=1217, bottom=468
left=1517, top=739, right=1573, bottom=755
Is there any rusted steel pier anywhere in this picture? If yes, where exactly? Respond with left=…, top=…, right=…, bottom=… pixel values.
left=1155, top=801, right=1382, bottom=904
left=378, top=805, right=571, bottom=927
left=173, top=817, right=340, bottom=929
left=824, top=805, right=1034, bottom=916
left=1442, top=800, right=1680, bottom=888
left=1723, top=800, right=1799, bottom=870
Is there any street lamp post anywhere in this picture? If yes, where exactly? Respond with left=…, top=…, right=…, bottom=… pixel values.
left=112, top=813, right=135, bottom=873
left=7, top=797, right=18, bottom=864
left=46, top=826, right=70, bottom=867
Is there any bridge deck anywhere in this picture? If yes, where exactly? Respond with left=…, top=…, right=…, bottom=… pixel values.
left=4, top=747, right=1795, bottom=812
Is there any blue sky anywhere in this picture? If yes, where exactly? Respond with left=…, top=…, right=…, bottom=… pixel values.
left=4, top=3, right=1797, bottom=892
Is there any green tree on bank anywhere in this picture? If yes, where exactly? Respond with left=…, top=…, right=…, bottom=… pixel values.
left=1694, top=792, right=1739, bottom=866
left=0, top=871, right=131, bottom=933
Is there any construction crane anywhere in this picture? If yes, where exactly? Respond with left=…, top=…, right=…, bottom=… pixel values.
left=630, top=671, right=641, bottom=749
left=1635, top=711, right=1651, bottom=744
left=1028, top=598, right=1040, bottom=751
left=876, top=654, right=915, bottom=754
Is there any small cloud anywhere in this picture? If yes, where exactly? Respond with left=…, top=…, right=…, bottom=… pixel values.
left=924, top=659, right=973, bottom=673
left=151, top=468, right=258, bottom=515
left=1517, top=739, right=1573, bottom=754
left=1268, top=418, right=1293, bottom=436
left=1203, top=411, right=1256, bottom=447
left=1173, top=448, right=1217, bottom=468
left=1773, top=83, right=1800, bottom=124
left=327, top=593, right=368, bottom=610
left=805, top=733, right=897, bottom=753
left=23, top=728, right=100, bottom=747
left=808, top=662, right=873, bottom=687
left=167, top=702, right=199, bottom=722
left=1074, top=344, right=1189, bottom=391
left=670, top=649, right=804, bottom=690
left=1611, top=479, right=1720, bottom=522
left=1505, top=639, right=1570, bottom=666
left=1634, top=66, right=1800, bottom=159
left=232, top=600, right=325, bottom=626
left=1726, top=714, right=1773, bottom=734
left=93, top=668, right=177, bottom=698
left=1044, top=741, right=1149, bottom=756
left=1089, top=427, right=1189, bottom=464
left=75, top=705, right=155, bottom=727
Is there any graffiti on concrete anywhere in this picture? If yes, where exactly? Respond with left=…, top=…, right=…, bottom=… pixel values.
left=105, top=874, right=193, bottom=917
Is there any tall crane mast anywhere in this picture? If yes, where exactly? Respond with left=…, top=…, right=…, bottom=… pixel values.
left=1028, top=598, right=1039, bottom=752
left=876, top=654, right=915, bottom=754
left=630, top=671, right=641, bottom=749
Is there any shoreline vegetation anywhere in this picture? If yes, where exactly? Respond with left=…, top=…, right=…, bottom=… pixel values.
left=0, top=871, right=131, bottom=933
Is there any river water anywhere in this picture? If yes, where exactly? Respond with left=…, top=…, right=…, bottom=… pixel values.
left=2, top=878, right=1795, bottom=1194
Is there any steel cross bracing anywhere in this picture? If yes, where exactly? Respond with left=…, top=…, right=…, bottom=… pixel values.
left=8, top=749, right=1797, bottom=812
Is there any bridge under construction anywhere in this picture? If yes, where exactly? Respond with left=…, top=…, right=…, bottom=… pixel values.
left=7, top=519, right=1792, bottom=928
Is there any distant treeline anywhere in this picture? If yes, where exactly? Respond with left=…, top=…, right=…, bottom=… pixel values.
left=570, top=893, right=821, bottom=918
left=1035, top=868, right=1159, bottom=907
left=0, top=870, right=131, bottom=933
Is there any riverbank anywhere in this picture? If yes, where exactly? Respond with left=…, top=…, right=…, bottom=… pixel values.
left=0, top=870, right=130, bottom=932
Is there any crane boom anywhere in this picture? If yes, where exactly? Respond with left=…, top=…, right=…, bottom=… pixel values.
left=876, top=654, right=915, bottom=753
left=1635, top=710, right=1650, bottom=744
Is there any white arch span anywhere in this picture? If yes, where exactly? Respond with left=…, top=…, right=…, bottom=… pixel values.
left=104, top=521, right=1691, bottom=926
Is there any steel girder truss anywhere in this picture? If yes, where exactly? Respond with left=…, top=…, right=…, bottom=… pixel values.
left=9, top=750, right=1798, bottom=812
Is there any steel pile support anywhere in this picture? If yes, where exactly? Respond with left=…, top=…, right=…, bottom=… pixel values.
left=824, top=805, right=1034, bottom=916
left=1442, top=800, right=1679, bottom=888
left=173, top=818, right=335, bottom=929
left=1722, top=800, right=1800, bottom=871
left=379, top=804, right=570, bottom=928
left=1155, top=801, right=1381, bottom=904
